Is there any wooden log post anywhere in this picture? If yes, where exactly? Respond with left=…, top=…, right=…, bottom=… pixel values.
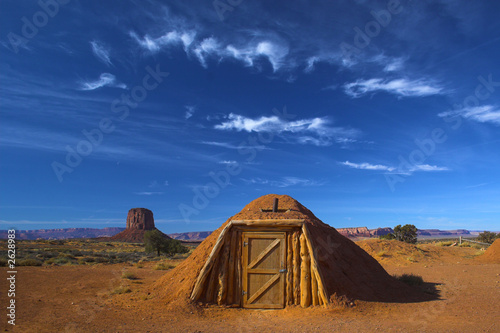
left=233, top=231, right=242, bottom=306
left=311, top=272, right=319, bottom=306
left=226, top=230, right=237, bottom=305
left=302, top=224, right=329, bottom=306
left=217, top=237, right=231, bottom=305
left=293, top=231, right=300, bottom=305
left=300, top=233, right=311, bottom=307
left=191, top=222, right=232, bottom=301
left=286, top=232, right=293, bottom=305
left=205, top=250, right=222, bottom=303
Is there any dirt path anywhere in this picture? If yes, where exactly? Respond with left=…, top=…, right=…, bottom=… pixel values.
left=1, top=249, right=499, bottom=332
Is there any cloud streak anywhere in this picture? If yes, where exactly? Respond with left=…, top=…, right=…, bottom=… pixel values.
left=131, top=29, right=290, bottom=72
left=438, top=105, right=500, bottom=125
left=343, top=78, right=444, bottom=98
left=78, top=73, right=127, bottom=91
left=242, top=177, right=325, bottom=188
left=214, top=114, right=358, bottom=146
left=90, top=40, right=112, bottom=66
left=341, top=161, right=450, bottom=174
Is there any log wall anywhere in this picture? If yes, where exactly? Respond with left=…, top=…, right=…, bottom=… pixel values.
left=191, top=223, right=327, bottom=308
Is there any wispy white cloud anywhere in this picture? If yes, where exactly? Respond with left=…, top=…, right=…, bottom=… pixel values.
left=438, top=105, right=500, bottom=125
left=242, top=177, right=325, bottom=187
left=341, top=161, right=396, bottom=172
left=130, top=30, right=195, bottom=53
left=131, top=28, right=289, bottom=72
left=79, top=73, right=127, bottom=91
left=214, top=114, right=358, bottom=146
left=341, top=161, right=450, bottom=174
left=194, top=38, right=289, bottom=71
left=201, top=141, right=271, bottom=150
left=219, top=160, right=238, bottom=165
left=90, top=40, right=112, bottom=66
left=382, top=58, right=405, bottom=72
left=409, top=164, right=450, bottom=172
left=135, top=191, right=164, bottom=195
left=185, top=105, right=196, bottom=119
left=343, top=78, right=444, bottom=98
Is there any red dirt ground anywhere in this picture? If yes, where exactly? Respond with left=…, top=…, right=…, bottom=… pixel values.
left=1, top=242, right=499, bottom=332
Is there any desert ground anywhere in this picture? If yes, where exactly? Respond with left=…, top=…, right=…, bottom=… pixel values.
left=1, top=239, right=499, bottom=333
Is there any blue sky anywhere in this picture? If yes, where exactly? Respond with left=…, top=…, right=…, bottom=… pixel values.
left=1, top=0, right=499, bottom=233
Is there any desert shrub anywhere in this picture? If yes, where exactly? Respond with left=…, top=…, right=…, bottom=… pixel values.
left=122, top=271, right=137, bottom=280
left=459, top=242, right=482, bottom=249
left=44, top=257, right=71, bottom=265
left=111, top=286, right=132, bottom=294
left=379, top=233, right=395, bottom=240
left=144, top=230, right=189, bottom=257
left=18, top=258, right=43, bottom=266
left=69, top=249, right=84, bottom=257
left=477, top=231, right=500, bottom=244
left=154, top=262, right=175, bottom=270
left=394, top=273, right=423, bottom=286
left=36, top=251, right=58, bottom=260
left=393, top=224, right=418, bottom=244
left=95, top=257, right=110, bottom=263
left=437, top=241, right=454, bottom=247
left=59, top=253, right=75, bottom=259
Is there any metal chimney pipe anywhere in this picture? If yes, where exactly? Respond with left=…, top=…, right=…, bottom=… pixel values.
left=273, top=198, right=279, bottom=212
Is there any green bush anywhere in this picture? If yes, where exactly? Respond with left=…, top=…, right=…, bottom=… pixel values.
left=393, top=224, right=418, bottom=244
left=477, top=231, right=500, bottom=244
left=379, top=233, right=395, bottom=240
left=144, top=230, right=189, bottom=257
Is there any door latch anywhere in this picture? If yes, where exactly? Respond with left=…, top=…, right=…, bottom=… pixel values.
left=243, top=242, right=248, bottom=247
left=279, top=269, right=287, bottom=273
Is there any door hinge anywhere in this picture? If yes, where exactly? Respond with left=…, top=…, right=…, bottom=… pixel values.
left=279, top=269, right=287, bottom=273
left=242, top=290, right=247, bottom=295
left=243, top=242, right=248, bottom=247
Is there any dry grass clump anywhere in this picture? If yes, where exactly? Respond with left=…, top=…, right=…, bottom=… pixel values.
left=122, top=271, right=138, bottom=280
left=111, top=285, right=132, bottom=294
left=17, top=258, right=43, bottom=266
left=394, top=273, right=424, bottom=286
left=154, top=262, right=176, bottom=270
left=436, top=241, right=455, bottom=247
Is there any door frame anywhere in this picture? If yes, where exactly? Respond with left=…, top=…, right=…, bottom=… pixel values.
left=241, top=231, right=286, bottom=309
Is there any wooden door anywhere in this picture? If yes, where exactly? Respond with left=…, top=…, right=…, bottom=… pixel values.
left=242, top=232, right=286, bottom=309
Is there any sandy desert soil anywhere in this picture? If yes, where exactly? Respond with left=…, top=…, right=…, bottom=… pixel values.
left=1, top=244, right=499, bottom=333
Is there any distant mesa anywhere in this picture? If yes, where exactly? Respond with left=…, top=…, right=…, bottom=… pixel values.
left=126, top=208, right=155, bottom=230
left=109, top=208, right=170, bottom=243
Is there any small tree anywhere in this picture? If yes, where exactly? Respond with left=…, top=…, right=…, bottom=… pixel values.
left=393, top=224, right=418, bottom=244
left=144, top=229, right=188, bottom=257
left=477, top=231, right=500, bottom=244
left=380, top=233, right=395, bottom=240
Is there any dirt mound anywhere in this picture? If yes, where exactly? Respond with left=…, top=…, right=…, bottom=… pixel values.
left=356, top=239, right=433, bottom=264
left=477, top=239, right=500, bottom=263
left=153, top=194, right=429, bottom=309
left=110, top=208, right=170, bottom=243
